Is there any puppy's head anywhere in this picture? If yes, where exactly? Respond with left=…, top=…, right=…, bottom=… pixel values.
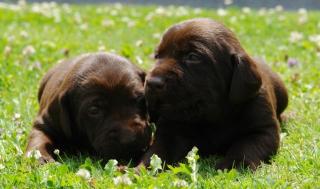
left=146, top=18, right=262, bottom=122
left=39, top=53, right=151, bottom=162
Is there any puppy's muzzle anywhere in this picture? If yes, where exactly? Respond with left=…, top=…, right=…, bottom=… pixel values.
left=146, top=76, right=165, bottom=93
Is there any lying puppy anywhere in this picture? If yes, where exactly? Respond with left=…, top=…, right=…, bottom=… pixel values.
left=141, top=18, right=288, bottom=170
left=26, top=52, right=151, bottom=164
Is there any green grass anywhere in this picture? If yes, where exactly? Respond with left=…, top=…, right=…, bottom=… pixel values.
left=1, top=2, right=320, bottom=188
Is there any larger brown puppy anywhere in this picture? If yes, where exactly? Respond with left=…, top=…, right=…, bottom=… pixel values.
left=141, top=18, right=288, bottom=170
left=26, top=52, right=151, bottom=164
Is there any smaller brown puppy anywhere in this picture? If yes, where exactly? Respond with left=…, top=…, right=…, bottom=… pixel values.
left=26, top=52, right=151, bottom=164
left=141, top=18, right=288, bottom=170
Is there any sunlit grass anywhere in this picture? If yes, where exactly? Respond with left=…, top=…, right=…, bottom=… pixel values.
left=0, top=2, right=320, bottom=188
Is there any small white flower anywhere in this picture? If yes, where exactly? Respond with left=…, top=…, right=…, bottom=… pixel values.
left=18, top=0, right=26, bottom=7
left=309, top=35, right=320, bottom=47
left=74, top=12, right=82, bottom=23
left=298, top=14, right=308, bottom=24
left=76, top=168, right=91, bottom=180
left=153, top=33, right=161, bottom=39
left=53, top=149, right=60, bottom=155
left=127, top=21, right=136, bottom=28
left=242, top=7, right=251, bottom=14
left=101, top=19, right=115, bottom=27
left=289, top=31, right=303, bottom=43
left=135, top=40, right=143, bottom=47
left=0, top=164, right=5, bottom=170
left=275, top=5, right=283, bottom=12
left=98, top=45, right=106, bottom=51
left=186, top=147, right=199, bottom=183
left=155, top=6, right=166, bottom=15
left=193, top=8, right=202, bottom=14
left=110, top=10, right=118, bottom=16
left=280, top=132, right=287, bottom=140
left=114, top=3, right=123, bottom=10
left=113, top=175, right=132, bottom=186
left=80, top=23, right=88, bottom=31
left=26, top=149, right=42, bottom=159
left=4, top=46, right=12, bottom=56
left=258, top=8, right=266, bottom=16
left=224, top=0, right=233, bottom=5
left=20, top=30, right=28, bottom=38
left=14, top=113, right=21, bottom=120
left=22, top=45, right=36, bottom=56
left=217, top=8, right=228, bottom=17
left=298, top=8, right=307, bottom=15
left=173, top=179, right=189, bottom=187
left=229, top=16, right=237, bottom=23
left=136, top=56, right=143, bottom=65
left=149, top=154, right=162, bottom=175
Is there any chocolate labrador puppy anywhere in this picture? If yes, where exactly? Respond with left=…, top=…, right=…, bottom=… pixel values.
left=141, top=18, right=288, bottom=170
left=26, top=52, right=151, bottom=164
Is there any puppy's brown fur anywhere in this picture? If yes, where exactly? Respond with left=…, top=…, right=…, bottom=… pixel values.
left=26, top=52, right=151, bottom=164
left=142, top=18, right=288, bottom=170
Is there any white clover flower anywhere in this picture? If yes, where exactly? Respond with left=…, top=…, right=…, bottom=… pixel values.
left=149, top=154, right=162, bottom=175
left=242, top=7, right=251, bottom=14
left=136, top=56, right=143, bottom=65
left=18, top=0, right=26, bottom=7
left=224, top=0, right=233, bottom=5
left=127, top=21, right=136, bottom=28
left=26, top=149, right=42, bottom=159
left=173, top=179, right=189, bottom=188
left=135, top=40, right=143, bottom=47
left=80, top=23, right=88, bottom=31
left=258, top=8, right=266, bottom=16
left=280, top=132, right=287, bottom=140
left=0, top=164, right=5, bottom=170
left=298, top=14, right=308, bottom=24
left=114, top=3, right=123, bottom=10
left=4, top=46, right=12, bottom=56
left=275, top=5, right=283, bottom=12
left=217, top=8, right=228, bottom=17
left=53, top=149, right=60, bottom=155
left=74, top=12, right=82, bottom=23
left=309, top=35, right=320, bottom=47
left=22, top=45, right=36, bottom=56
left=298, top=8, right=307, bottom=15
left=176, top=6, right=189, bottom=17
left=193, top=8, right=202, bottom=14
left=186, top=147, right=199, bottom=183
left=14, top=113, right=21, bottom=120
left=289, top=31, right=303, bottom=43
left=76, top=168, right=91, bottom=180
left=98, top=45, right=106, bottom=51
left=113, top=175, right=132, bottom=186
left=110, top=10, right=118, bottom=16
left=104, top=159, right=118, bottom=174
left=155, top=6, right=166, bottom=15
left=101, top=19, right=115, bottom=27
left=20, top=30, right=28, bottom=38
left=153, top=33, right=161, bottom=39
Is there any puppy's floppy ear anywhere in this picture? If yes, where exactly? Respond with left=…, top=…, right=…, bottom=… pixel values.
left=42, top=85, right=73, bottom=140
left=229, top=54, right=262, bottom=104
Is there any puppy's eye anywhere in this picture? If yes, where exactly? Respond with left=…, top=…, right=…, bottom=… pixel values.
left=154, top=53, right=160, bottom=59
left=87, top=105, right=102, bottom=117
left=185, top=52, right=201, bottom=63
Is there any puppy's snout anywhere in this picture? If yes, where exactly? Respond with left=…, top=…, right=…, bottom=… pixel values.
left=146, top=76, right=165, bottom=92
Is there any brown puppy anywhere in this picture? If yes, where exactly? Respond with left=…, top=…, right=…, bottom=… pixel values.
left=26, top=52, right=151, bottom=164
left=141, top=18, right=288, bottom=170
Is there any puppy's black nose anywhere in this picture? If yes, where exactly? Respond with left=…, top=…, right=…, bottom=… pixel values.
left=146, top=76, right=165, bottom=91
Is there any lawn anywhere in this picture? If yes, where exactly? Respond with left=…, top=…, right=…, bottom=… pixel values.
left=0, top=2, right=320, bottom=188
